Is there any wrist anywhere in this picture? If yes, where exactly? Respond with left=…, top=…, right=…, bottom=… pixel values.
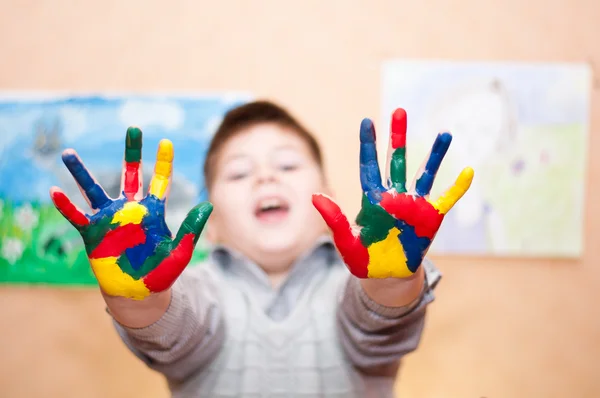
left=103, top=289, right=172, bottom=328
left=359, top=266, right=425, bottom=307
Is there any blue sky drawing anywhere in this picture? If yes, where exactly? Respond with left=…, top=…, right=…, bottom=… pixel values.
left=0, top=93, right=252, bottom=205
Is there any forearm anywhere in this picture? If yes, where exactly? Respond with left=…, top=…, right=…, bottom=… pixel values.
left=337, top=259, right=441, bottom=374
left=109, top=270, right=225, bottom=381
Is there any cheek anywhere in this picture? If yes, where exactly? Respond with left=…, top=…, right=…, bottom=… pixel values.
left=211, top=185, right=250, bottom=218
left=287, top=171, right=325, bottom=208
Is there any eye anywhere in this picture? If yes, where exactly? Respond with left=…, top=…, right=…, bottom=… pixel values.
left=272, top=148, right=306, bottom=172
left=222, top=157, right=252, bottom=181
left=227, top=172, right=248, bottom=181
left=280, top=163, right=298, bottom=171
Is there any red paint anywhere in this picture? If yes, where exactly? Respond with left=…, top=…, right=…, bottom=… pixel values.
left=89, top=223, right=146, bottom=258
left=51, top=191, right=89, bottom=226
left=379, top=192, right=444, bottom=239
left=143, top=233, right=195, bottom=292
left=391, top=108, right=407, bottom=149
left=124, top=161, right=140, bottom=201
left=312, top=194, right=369, bottom=278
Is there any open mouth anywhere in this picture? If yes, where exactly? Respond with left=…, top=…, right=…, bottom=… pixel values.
left=254, top=196, right=290, bottom=224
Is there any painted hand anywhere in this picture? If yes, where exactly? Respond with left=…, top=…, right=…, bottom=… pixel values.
left=313, top=109, right=474, bottom=279
left=49, top=127, right=213, bottom=300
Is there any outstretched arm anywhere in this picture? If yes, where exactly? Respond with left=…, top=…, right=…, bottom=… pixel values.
left=314, top=108, right=472, bottom=374
left=336, top=259, right=441, bottom=375
left=50, top=127, right=224, bottom=380
left=111, top=268, right=225, bottom=381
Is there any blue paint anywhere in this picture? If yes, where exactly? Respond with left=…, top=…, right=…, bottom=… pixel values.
left=62, top=152, right=111, bottom=209
left=88, top=197, right=126, bottom=224
left=135, top=194, right=172, bottom=259
left=396, top=220, right=430, bottom=272
left=359, top=118, right=385, bottom=202
left=120, top=190, right=166, bottom=271
left=415, top=132, right=452, bottom=197
left=125, top=233, right=160, bottom=270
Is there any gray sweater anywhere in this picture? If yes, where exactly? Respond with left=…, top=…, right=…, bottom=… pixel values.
left=112, top=236, right=441, bottom=397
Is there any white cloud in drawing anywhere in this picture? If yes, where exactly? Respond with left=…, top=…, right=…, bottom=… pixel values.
left=57, top=106, right=88, bottom=142
left=119, top=100, right=185, bottom=131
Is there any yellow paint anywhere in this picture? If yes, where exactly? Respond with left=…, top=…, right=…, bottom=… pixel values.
left=90, top=257, right=150, bottom=300
left=367, top=227, right=413, bottom=278
left=432, top=166, right=474, bottom=214
left=111, top=201, right=148, bottom=225
left=149, top=139, right=173, bottom=199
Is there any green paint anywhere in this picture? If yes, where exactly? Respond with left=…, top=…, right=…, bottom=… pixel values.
left=118, top=202, right=213, bottom=279
left=80, top=213, right=120, bottom=255
left=390, top=147, right=407, bottom=193
left=115, top=253, right=142, bottom=279
left=356, top=195, right=396, bottom=246
left=137, top=240, right=175, bottom=278
left=174, top=202, right=214, bottom=245
left=125, top=127, right=142, bottom=163
left=116, top=239, right=171, bottom=279
left=77, top=201, right=213, bottom=279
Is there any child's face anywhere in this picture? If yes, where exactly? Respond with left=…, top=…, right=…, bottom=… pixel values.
left=207, top=123, right=329, bottom=272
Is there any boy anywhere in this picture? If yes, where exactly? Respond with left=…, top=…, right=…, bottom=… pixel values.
left=50, top=100, right=473, bottom=397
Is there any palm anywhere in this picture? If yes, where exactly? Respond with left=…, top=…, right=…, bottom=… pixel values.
left=50, top=127, right=212, bottom=300
left=313, top=108, right=474, bottom=279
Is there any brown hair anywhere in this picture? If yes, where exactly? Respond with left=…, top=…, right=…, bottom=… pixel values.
left=203, top=100, right=324, bottom=190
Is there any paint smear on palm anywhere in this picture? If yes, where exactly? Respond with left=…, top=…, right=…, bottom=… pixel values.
left=86, top=200, right=209, bottom=300
left=356, top=195, right=430, bottom=278
left=88, top=202, right=151, bottom=299
left=87, top=201, right=164, bottom=299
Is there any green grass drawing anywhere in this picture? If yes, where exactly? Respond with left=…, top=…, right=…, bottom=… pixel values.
left=0, top=198, right=209, bottom=286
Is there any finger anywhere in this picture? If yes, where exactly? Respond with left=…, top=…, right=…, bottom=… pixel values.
left=359, top=118, right=385, bottom=202
left=148, top=139, right=174, bottom=200
left=143, top=230, right=196, bottom=293
left=431, top=167, right=474, bottom=214
left=414, top=132, right=452, bottom=197
left=312, top=193, right=369, bottom=278
left=49, top=186, right=90, bottom=227
left=388, top=108, right=408, bottom=193
left=173, top=202, right=214, bottom=245
left=62, top=149, right=111, bottom=210
left=121, top=127, right=144, bottom=201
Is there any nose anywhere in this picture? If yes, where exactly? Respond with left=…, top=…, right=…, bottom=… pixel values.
left=254, top=163, right=278, bottom=185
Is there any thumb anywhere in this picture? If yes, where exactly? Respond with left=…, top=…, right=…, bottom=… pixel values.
left=173, top=202, right=214, bottom=246
left=312, top=193, right=351, bottom=235
left=312, top=193, right=370, bottom=278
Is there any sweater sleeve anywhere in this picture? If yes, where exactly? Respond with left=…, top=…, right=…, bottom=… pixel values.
left=111, top=266, right=225, bottom=382
left=336, top=258, right=441, bottom=375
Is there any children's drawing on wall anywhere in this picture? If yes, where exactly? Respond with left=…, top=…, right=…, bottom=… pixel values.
left=0, top=93, right=251, bottom=285
left=381, top=60, right=590, bottom=257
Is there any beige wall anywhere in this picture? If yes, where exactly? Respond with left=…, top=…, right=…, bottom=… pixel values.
left=1, top=0, right=599, bottom=396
